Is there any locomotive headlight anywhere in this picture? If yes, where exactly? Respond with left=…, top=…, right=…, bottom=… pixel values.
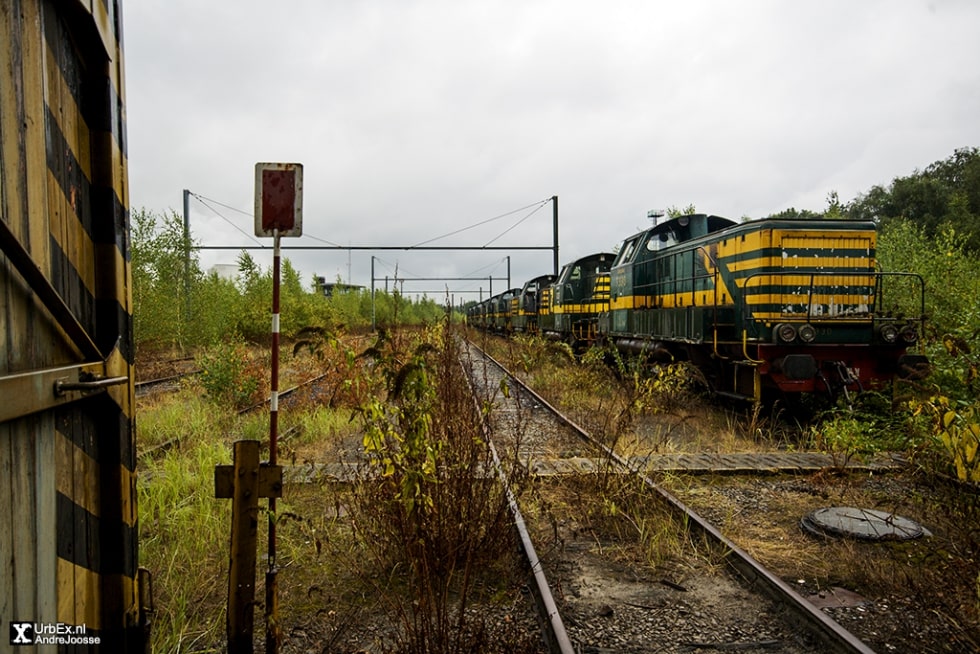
left=798, top=323, right=817, bottom=343
left=775, top=323, right=797, bottom=343
left=878, top=323, right=899, bottom=344
left=900, top=324, right=919, bottom=344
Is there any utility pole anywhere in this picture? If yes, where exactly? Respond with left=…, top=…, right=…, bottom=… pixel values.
left=183, top=189, right=192, bottom=320
left=552, top=195, right=559, bottom=276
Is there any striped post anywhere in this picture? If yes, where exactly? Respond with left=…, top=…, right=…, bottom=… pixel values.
left=266, top=230, right=281, bottom=653
left=253, top=162, right=300, bottom=654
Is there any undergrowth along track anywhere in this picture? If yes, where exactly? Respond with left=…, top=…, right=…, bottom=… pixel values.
left=461, top=342, right=576, bottom=654
left=462, top=337, right=876, bottom=654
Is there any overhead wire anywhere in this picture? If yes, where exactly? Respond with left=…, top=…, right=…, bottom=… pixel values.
left=187, top=191, right=549, bottom=296
left=408, top=198, right=552, bottom=248
left=459, top=256, right=509, bottom=279
left=189, top=191, right=343, bottom=246
left=189, top=192, right=266, bottom=246
left=483, top=201, right=548, bottom=247
left=189, top=191, right=551, bottom=251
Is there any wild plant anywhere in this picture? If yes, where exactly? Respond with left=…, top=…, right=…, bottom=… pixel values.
left=348, top=321, right=525, bottom=653
left=196, top=338, right=266, bottom=409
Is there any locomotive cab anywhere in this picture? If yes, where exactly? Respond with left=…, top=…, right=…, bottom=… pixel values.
left=542, top=253, right=613, bottom=347
left=512, top=274, right=556, bottom=335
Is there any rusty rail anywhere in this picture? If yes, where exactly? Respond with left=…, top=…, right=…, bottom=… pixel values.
left=459, top=348, right=576, bottom=654
left=468, top=339, right=877, bottom=654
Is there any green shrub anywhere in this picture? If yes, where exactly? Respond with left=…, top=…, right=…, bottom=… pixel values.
left=197, top=339, right=265, bottom=409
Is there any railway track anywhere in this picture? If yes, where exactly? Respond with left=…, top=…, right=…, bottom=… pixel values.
left=135, top=357, right=201, bottom=396
left=135, top=370, right=200, bottom=396
left=462, top=338, right=876, bottom=654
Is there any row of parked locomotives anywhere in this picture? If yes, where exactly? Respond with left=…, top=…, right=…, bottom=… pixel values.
left=467, top=254, right=614, bottom=345
left=467, top=213, right=928, bottom=400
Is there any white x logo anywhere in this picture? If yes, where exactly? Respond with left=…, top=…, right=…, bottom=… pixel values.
left=11, top=623, right=32, bottom=644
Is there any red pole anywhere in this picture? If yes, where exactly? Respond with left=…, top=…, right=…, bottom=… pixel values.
left=266, top=230, right=281, bottom=653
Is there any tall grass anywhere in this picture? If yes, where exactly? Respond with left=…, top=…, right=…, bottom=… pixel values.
left=139, top=433, right=231, bottom=653
left=136, top=392, right=215, bottom=452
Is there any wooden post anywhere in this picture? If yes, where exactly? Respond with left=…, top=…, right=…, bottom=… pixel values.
left=215, top=440, right=282, bottom=654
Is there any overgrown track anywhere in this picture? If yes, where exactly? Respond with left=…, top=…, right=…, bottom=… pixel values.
left=135, top=369, right=200, bottom=396
left=460, top=342, right=576, bottom=654
left=462, top=338, right=877, bottom=654
left=237, top=372, right=332, bottom=415
left=135, top=357, right=201, bottom=396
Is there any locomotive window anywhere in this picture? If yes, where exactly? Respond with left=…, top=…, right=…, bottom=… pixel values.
left=570, top=265, right=581, bottom=280
left=618, top=239, right=637, bottom=263
left=647, top=231, right=676, bottom=251
left=694, top=249, right=710, bottom=290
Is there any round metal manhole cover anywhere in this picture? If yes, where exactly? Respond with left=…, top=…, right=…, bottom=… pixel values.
left=801, top=507, right=931, bottom=541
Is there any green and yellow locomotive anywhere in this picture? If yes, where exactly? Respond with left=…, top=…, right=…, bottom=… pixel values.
left=602, top=214, right=927, bottom=400
left=539, top=253, right=614, bottom=347
left=489, top=288, right=520, bottom=333
left=510, top=274, right=556, bottom=335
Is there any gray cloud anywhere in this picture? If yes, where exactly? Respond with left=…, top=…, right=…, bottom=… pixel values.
left=124, top=0, right=980, bottom=297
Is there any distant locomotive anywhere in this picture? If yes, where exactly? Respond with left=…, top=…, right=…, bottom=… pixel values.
left=467, top=214, right=927, bottom=401
left=538, top=253, right=613, bottom=345
left=469, top=253, right=613, bottom=345
left=510, top=274, right=555, bottom=335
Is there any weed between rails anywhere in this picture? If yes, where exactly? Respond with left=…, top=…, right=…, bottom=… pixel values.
left=345, top=323, right=537, bottom=654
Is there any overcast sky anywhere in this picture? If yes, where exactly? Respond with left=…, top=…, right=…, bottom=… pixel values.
left=123, top=0, right=980, bottom=300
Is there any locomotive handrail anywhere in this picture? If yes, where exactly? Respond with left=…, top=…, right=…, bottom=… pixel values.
left=738, top=269, right=926, bottom=333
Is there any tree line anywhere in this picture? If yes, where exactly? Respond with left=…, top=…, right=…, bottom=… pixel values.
left=131, top=208, right=446, bottom=354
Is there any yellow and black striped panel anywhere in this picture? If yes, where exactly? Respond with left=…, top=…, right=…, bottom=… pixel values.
left=539, top=287, right=553, bottom=316
left=49, top=0, right=139, bottom=646
left=42, top=0, right=131, bottom=357
left=594, top=272, right=610, bottom=301
left=719, top=226, right=876, bottom=322
left=2, top=0, right=139, bottom=649
left=614, top=224, right=876, bottom=316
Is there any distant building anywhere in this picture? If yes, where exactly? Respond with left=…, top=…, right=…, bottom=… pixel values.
left=314, top=276, right=363, bottom=297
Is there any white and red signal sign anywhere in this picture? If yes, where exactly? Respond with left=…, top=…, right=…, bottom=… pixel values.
left=254, top=162, right=303, bottom=237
